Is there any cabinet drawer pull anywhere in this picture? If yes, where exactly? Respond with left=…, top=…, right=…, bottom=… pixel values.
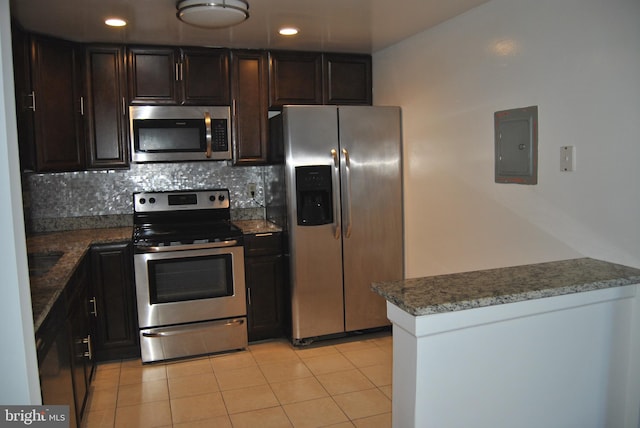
left=255, top=233, right=273, bottom=237
left=89, top=297, right=98, bottom=317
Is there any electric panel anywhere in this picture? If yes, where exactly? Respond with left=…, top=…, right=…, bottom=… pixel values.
left=494, top=106, right=538, bottom=184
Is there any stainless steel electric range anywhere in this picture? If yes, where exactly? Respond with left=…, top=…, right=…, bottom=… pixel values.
left=132, top=188, right=246, bottom=363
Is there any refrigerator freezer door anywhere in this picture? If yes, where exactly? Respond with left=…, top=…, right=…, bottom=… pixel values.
left=339, top=106, right=403, bottom=332
left=284, top=106, right=345, bottom=340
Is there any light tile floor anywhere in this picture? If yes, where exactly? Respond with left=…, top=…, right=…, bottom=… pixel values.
left=83, top=332, right=392, bottom=428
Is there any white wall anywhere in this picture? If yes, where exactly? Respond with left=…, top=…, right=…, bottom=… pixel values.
left=0, top=0, right=41, bottom=404
left=373, top=0, right=640, bottom=278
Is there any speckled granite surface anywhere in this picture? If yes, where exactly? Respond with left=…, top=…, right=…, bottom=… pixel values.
left=372, top=258, right=640, bottom=316
left=29, top=214, right=133, bottom=233
left=27, top=227, right=132, bottom=331
left=27, top=221, right=281, bottom=332
left=233, top=219, right=282, bottom=235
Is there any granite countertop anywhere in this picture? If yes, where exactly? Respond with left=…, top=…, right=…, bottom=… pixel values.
left=372, top=258, right=640, bottom=317
left=27, top=227, right=132, bottom=332
left=27, top=221, right=280, bottom=331
left=233, top=219, right=282, bottom=235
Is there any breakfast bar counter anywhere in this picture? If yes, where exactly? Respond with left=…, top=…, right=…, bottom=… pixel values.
left=372, top=258, right=640, bottom=428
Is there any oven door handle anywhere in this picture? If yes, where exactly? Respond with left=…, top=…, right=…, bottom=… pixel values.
left=143, top=239, right=241, bottom=252
left=142, top=319, right=245, bottom=337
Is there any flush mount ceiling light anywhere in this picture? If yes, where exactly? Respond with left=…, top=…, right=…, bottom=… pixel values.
left=176, top=0, right=249, bottom=29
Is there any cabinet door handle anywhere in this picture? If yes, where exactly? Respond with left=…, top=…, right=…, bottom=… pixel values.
left=247, top=287, right=252, bottom=305
left=89, top=297, right=98, bottom=317
left=26, top=91, right=36, bottom=111
left=82, top=335, right=93, bottom=360
left=79, top=96, right=84, bottom=116
left=122, top=97, right=126, bottom=116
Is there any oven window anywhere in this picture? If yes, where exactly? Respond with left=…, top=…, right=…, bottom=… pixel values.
left=148, top=254, right=234, bottom=303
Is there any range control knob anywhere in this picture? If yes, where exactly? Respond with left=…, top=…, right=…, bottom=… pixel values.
left=139, top=198, right=146, bottom=204
left=218, top=194, right=226, bottom=202
left=209, top=195, right=216, bottom=202
left=149, top=197, right=156, bottom=204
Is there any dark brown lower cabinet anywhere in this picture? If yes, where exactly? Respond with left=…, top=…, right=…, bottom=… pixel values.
left=68, top=276, right=91, bottom=422
left=90, top=242, right=139, bottom=361
left=37, top=254, right=92, bottom=428
left=37, top=299, right=78, bottom=428
left=36, top=242, right=137, bottom=428
left=244, top=233, right=286, bottom=341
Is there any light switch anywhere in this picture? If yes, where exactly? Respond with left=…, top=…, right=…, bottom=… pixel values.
left=560, top=146, right=575, bottom=172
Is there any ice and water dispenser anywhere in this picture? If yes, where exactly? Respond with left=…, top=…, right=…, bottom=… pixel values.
left=295, top=166, right=333, bottom=226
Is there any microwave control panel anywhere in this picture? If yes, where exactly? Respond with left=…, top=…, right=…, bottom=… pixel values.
left=211, top=119, right=228, bottom=151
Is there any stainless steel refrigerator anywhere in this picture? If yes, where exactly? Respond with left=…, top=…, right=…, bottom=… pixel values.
left=279, top=105, right=403, bottom=344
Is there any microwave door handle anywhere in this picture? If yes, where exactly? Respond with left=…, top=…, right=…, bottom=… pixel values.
left=204, top=111, right=212, bottom=158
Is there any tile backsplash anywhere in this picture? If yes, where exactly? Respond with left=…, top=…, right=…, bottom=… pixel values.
left=22, top=162, right=280, bottom=233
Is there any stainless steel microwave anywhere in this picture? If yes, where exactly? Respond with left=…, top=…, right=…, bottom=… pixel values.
left=129, top=105, right=232, bottom=162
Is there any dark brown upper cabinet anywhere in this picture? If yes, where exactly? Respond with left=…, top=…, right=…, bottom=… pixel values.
left=19, top=34, right=85, bottom=172
left=231, top=50, right=269, bottom=165
left=182, top=48, right=231, bottom=105
left=12, top=22, right=373, bottom=171
left=84, top=45, right=129, bottom=169
left=127, top=46, right=230, bottom=105
left=323, top=53, right=372, bottom=105
left=11, top=22, right=35, bottom=170
left=127, top=46, right=176, bottom=104
left=269, top=51, right=323, bottom=108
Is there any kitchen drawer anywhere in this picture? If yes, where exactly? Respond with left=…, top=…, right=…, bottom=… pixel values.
left=244, top=232, right=282, bottom=257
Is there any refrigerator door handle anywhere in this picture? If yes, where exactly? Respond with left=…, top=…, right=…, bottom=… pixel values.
left=342, top=148, right=353, bottom=238
left=331, top=149, right=341, bottom=240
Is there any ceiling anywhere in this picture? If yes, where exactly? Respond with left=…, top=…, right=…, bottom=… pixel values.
left=10, top=0, right=489, bottom=54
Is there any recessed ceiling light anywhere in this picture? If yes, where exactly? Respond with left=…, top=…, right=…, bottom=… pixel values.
left=105, top=18, right=127, bottom=27
left=279, top=27, right=299, bottom=36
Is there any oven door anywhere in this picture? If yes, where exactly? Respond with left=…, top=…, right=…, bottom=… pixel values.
left=134, top=243, right=246, bottom=329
